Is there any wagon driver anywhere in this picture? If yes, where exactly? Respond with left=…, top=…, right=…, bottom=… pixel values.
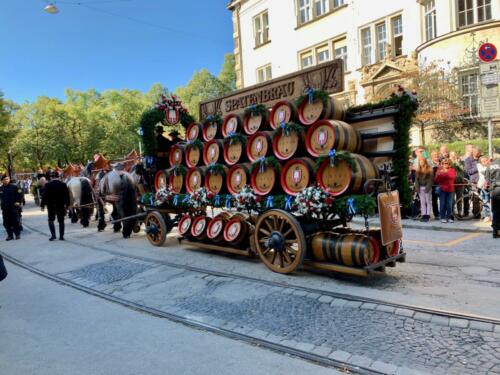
left=40, top=171, right=70, bottom=241
left=0, top=174, right=23, bottom=241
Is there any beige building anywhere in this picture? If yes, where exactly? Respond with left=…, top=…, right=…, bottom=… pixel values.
left=228, top=0, right=500, bottom=145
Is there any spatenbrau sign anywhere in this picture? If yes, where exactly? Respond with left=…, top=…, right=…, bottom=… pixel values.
left=199, top=60, right=344, bottom=121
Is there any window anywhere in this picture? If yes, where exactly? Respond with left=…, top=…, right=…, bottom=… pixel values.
left=424, top=1, right=437, bottom=41
left=457, top=0, right=491, bottom=27
left=391, top=16, right=403, bottom=56
left=376, top=23, right=387, bottom=61
left=256, top=64, right=272, bottom=83
left=300, top=51, right=314, bottom=69
left=316, top=45, right=330, bottom=64
left=299, top=0, right=312, bottom=24
left=333, top=0, right=344, bottom=7
left=333, top=38, right=348, bottom=71
left=253, top=11, right=269, bottom=47
left=460, top=72, right=479, bottom=116
left=314, top=0, right=329, bottom=16
left=361, top=28, right=372, bottom=65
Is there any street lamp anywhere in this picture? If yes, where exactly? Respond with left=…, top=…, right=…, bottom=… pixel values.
left=44, top=3, right=59, bottom=14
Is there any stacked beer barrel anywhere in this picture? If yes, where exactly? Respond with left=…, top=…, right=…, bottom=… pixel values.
left=168, top=94, right=385, bottom=266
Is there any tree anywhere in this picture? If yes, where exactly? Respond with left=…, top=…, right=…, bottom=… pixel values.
left=218, top=53, right=236, bottom=91
left=0, top=92, right=19, bottom=171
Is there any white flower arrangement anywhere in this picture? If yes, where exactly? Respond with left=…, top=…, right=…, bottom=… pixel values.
left=154, top=186, right=175, bottom=206
left=294, top=185, right=335, bottom=216
left=233, top=185, right=263, bottom=211
left=189, top=187, right=210, bottom=209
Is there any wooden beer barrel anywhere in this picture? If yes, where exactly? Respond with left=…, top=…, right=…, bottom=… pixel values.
left=154, top=169, right=184, bottom=193
left=250, top=163, right=280, bottom=196
left=205, top=166, right=228, bottom=195
left=191, top=215, right=211, bottom=241
left=154, top=169, right=169, bottom=191
left=202, top=120, right=219, bottom=142
left=178, top=215, right=193, bottom=238
left=316, top=154, right=378, bottom=196
left=280, top=158, right=315, bottom=196
left=185, top=143, right=201, bottom=168
left=169, top=144, right=184, bottom=167
left=223, top=137, right=247, bottom=165
left=272, top=129, right=303, bottom=160
left=305, top=120, right=362, bottom=157
left=186, top=123, right=202, bottom=141
left=226, top=163, right=251, bottom=194
left=297, top=96, right=344, bottom=125
left=246, top=131, right=272, bottom=162
left=221, top=114, right=242, bottom=138
left=223, top=213, right=249, bottom=246
left=186, top=167, right=205, bottom=193
left=203, top=139, right=224, bottom=165
left=206, top=212, right=231, bottom=242
left=310, top=233, right=380, bottom=267
left=269, top=100, right=297, bottom=129
left=243, top=110, right=269, bottom=135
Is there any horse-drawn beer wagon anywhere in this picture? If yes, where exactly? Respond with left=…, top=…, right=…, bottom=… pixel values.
left=135, top=60, right=417, bottom=277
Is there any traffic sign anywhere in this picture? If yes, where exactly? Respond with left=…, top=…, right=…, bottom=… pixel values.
left=478, top=43, right=497, bottom=63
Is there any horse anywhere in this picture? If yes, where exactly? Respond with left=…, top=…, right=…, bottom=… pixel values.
left=96, top=169, right=138, bottom=238
left=66, top=176, right=95, bottom=228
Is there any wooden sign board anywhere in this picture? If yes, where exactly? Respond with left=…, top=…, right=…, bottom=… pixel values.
left=199, top=60, right=344, bottom=121
left=377, top=190, right=403, bottom=246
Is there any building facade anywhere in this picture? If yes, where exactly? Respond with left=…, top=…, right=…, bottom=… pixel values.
left=228, top=0, right=500, bottom=145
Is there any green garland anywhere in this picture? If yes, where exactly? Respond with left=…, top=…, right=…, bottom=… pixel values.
left=271, top=122, right=304, bottom=138
left=180, top=111, right=195, bottom=128
left=139, top=108, right=164, bottom=156
left=224, top=133, right=247, bottom=147
left=295, top=88, right=330, bottom=108
left=244, top=104, right=268, bottom=118
left=315, top=151, right=357, bottom=173
left=203, top=114, right=223, bottom=127
left=207, top=163, right=226, bottom=176
left=251, top=156, right=282, bottom=173
left=333, top=195, right=377, bottom=218
left=186, top=139, right=203, bottom=151
left=170, top=164, right=187, bottom=176
left=347, top=93, right=418, bottom=209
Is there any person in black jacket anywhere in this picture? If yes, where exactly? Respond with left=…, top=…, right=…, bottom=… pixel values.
left=0, top=174, right=23, bottom=241
left=486, top=158, right=500, bottom=238
left=40, top=172, right=70, bottom=241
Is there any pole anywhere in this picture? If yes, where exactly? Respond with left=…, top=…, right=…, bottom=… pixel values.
left=488, top=116, right=493, bottom=158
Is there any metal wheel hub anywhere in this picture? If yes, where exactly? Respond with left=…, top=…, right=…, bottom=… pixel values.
left=266, top=231, right=286, bottom=253
left=146, top=223, right=159, bottom=235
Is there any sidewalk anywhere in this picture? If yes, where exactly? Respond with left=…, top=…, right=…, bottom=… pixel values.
left=351, top=216, right=492, bottom=233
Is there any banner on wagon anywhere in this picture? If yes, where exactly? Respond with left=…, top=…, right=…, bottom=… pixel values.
left=378, top=190, right=403, bottom=246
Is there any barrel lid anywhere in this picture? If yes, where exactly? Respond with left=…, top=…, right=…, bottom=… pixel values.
left=227, top=165, right=248, bottom=194
left=185, top=146, right=200, bottom=168
left=272, top=130, right=299, bottom=160
left=297, top=97, right=326, bottom=125
left=206, top=171, right=224, bottom=194
left=186, top=123, right=200, bottom=141
left=250, top=166, right=276, bottom=196
left=178, top=215, right=192, bottom=236
left=270, top=101, right=294, bottom=129
left=243, top=112, right=265, bottom=135
left=186, top=168, right=203, bottom=193
left=223, top=141, right=243, bottom=165
left=316, top=158, right=352, bottom=196
left=169, top=172, right=184, bottom=194
left=305, top=121, right=336, bottom=157
left=191, top=216, right=208, bottom=237
left=246, top=132, right=269, bottom=162
left=223, top=218, right=242, bottom=242
left=169, top=145, right=183, bottom=167
left=281, top=159, right=312, bottom=196
left=202, top=122, right=218, bottom=142
left=154, top=170, right=169, bottom=191
left=221, top=114, right=241, bottom=138
left=207, top=217, right=225, bottom=239
left=203, top=140, right=221, bottom=165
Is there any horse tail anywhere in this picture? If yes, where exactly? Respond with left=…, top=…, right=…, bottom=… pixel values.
left=80, top=178, right=93, bottom=227
left=120, top=174, right=137, bottom=238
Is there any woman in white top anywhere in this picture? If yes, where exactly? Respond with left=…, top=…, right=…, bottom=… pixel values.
left=477, top=156, right=491, bottom=220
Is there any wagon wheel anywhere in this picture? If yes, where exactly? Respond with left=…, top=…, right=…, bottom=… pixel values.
left=254, top=209, right=306, bottom=274
left=144, top=211, right=167, bottom=246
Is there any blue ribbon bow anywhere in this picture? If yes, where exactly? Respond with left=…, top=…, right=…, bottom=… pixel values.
left=258, top=156, right=266, bottom=174
left=182, top=195, right=190, bottom=203
left=266, top=195, right=274, bottom=208
left=149, top=195, right=154, bottom=206
left=228, top=131, right=236, bottom=138
left=285, top=195, right=293, bottom=210
left=207, top=115, right=214, bottom=122
left=173, top=195, right=179, bottom=206
left=305, top=86, right=315, bottom=104
left=329, top=149, right=336, bottom=167
left=215, top=194, right=221, bottom=207
left=225, top=195, right=232, bottom=208
left=347, top=198, right=356, bottom=215
left=173, top=167, right=178, bottom=177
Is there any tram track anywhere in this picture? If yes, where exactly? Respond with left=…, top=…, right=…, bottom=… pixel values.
left=17, top=222, right=500, bottom=325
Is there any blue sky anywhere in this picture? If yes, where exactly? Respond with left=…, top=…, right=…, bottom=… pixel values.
left=0, top=0, right=233, bottom=103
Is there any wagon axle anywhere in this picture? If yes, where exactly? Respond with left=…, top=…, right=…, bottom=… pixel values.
left=266, top=231, right=286, bottom=253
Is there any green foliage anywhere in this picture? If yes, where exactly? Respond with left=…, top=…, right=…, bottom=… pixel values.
left=427, top=138, right=500, bottom=157
left=207, top=163, right=226, bottom=176
left=186, top=139, right=204, bottom=151
left=295, top=89, right=330, bottom=108
left=203, top=113, right=222, bottom=127
left=244, top=104, right=268, bottom=118
left=315, top=151, right=357, bottom=173
left=139, top=108, right=164, bottom=156
left=224, top=133, right=247, bottom=146
left=218, top=53, right=236, bottom=92
left=170, top=164, right=187, bottom=176
left=333, top=195, right=377, bottom=218
left=251, top=156, right=282, bottom=173
left=0, top=92, right=19, bottom=170
left=271, top=122, right=304, bottom=138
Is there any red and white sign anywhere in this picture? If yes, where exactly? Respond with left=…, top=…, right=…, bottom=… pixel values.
left=479, top=43, right=497, bottom=63
left=165, top=108, right=180, bottom=125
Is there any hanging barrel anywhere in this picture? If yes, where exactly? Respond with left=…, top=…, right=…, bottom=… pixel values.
left=243, top=110, right=269, bottom=135
left=246, top=131, right=273, bottom=162
left=205, top=166, right=228, bottom=195
left=280, top=158, right=315, bottom=196
left=221, top=114, right=242, bottom=138
left=203, top=139, right=224, bottom=165
left=269, top=100, right=297, bottom=129
left=272, top=129, right=304, bottom=160
left=202, top=120, right=219, bottom=142
left=250, top=163, right=280, bottom=196
left=310, top=232, right=380, bottom=267
left=186, top=167, right=206, bottom=194
left=223, top=137, right=248, bottom=165
left=223, top=213, right=249, bottom=246
left=297, top=96, right=344, bottom=126
left=305, top=120, right=362, bottom=157
left=185, top=144, right=201, bottom=168
left=154, top=169, right=169, bottom=191
left=154, top=169, right=184, bottom=193
left=186, top=123, right=202, bottom=141
left=178, top=215, right=193, bottom=238
left=169, top=144, right=184, bottom=167
left=226, top=163, right=251, bottom=194
left=191, top=215, right=211, bottom=241
left=206, top=212, right=231, bottom=243
left=316, top=154, right=379, bottom=196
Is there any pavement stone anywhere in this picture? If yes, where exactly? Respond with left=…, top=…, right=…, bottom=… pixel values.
left=293, top=342, right=316, bottom=352
left=330, top=298, right=348, bottom=307
left=360, top=303, right=377, bottom=310
left=494, top=325, right=500, bottom=334
left=430, top=315, right=450, bottom=327
left=370, top=361, right=398, bottom=374
left=349, top=355, right=373, bottom=368
left=449, top=318, right=469, bottom=329
left=306, top=292, right=321, bottom=300
left=469, top=321, right=494, bottom=332
left=310, top=345, right=333, bottom=357
left=344, top=301, right=362, bottom=308
left=413, top=312, right=432, bottom=322
left=328, top=350, right=351, bottom=362
left=318, top=295, right=334, bottom=304
left=376, top=305, right=396, bottom=314
left=395, top=308, right=415, bottom=318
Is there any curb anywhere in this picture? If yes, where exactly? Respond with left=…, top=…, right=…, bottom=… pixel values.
left=351, top=218, right=492, bottom=234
